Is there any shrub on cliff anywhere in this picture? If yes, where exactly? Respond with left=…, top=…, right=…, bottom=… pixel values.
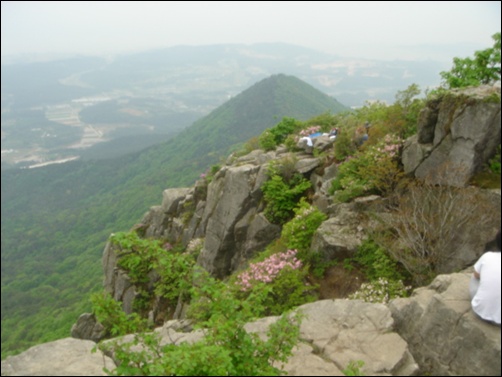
left=101, top=268, right=302, bottom=376
left=330, top=134, right=404, bottom=202
left=378, top=182, right=494, bottom=285
left=259, top=117, right=303, bottom=151
left=262, top=161, right=312, bottom=224
left=234, top=249, right=317, bottom=316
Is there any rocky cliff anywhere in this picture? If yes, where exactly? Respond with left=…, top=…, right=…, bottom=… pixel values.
left=3, top=85, right=500, bottom=376
left=99, top=84, right=500, bottom=324
left=3, top=272, right=500, bottom=376
left=403, top=85, right=501, bottom=186
left=390, top=270, right=501, bottom=376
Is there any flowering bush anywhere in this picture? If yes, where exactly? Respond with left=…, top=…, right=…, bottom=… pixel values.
left=235, top=249, right=317, bottom=315
left=375, top=134, right=402, bottom=157
left=236, top=250, right=302, bottom=291
left=186, top=238, right=204, bottom=257
left=299, top=125, right=322, bottom=137
left=330, top=134, right=404, bottom=202
left=163, top=242, right=174, bottom=251
left=348, top=278, right=411, bottom=304
left=105, top=268, right=302, bottom=376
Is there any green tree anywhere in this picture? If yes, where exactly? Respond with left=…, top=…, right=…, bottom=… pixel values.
left=440, top=32, right=501, bottom=88
left=395, top=83, right=421, bottom=109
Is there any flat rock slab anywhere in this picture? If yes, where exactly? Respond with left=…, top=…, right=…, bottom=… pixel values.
left=1, top=338, right=114, bottom=376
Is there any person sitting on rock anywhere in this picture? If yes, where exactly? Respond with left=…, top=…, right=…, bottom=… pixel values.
left=469, top=229, right=501, bottom=326
left=298, top=136, right=314, bottom=154
left=354, top=126, right=368, bottom=147
left=329, top=128, right=338, bottom=140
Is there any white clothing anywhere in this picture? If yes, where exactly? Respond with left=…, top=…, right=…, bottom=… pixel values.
left=299, top=137, right=313, bottom=147
left=471, top=252, right=501, bottom=325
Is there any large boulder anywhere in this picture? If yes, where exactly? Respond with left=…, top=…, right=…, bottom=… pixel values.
left=311, top=204, right=376, bottom=261
left=244, top=300, right=418, bottom=376
left=197, top=164, right=274, bottom=278
left=71, top=313, right=106, bottom=342
left=402, top=85, right=501, bottom=187
left=1, top=338, right=115, bottom=376
left=141, top=188, right=193, bottom=240
left=389, top=271, right=501, bottom=376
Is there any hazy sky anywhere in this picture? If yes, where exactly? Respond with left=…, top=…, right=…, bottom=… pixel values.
left=1, top=1, right=500, bottom=62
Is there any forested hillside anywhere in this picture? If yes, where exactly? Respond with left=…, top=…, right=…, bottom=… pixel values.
left=1, top=74, right=347, bottom=358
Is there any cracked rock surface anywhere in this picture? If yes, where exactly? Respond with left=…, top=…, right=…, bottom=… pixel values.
left=402, top=84, right=501, bottom=187
left=389, top=271, right=501, bottom=376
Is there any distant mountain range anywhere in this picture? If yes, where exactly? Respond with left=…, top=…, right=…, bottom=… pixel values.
left=1, top=73, right=346, bottom=358
left=2, top=42, right=445, bottom=108
left=1, top=43, right=445, bottom=169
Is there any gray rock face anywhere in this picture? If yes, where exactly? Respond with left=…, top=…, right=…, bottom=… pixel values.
left=389, top=271, right=501, bottom=376
left=402, top=85, right=501, bottom=186
left=102, top=241, right=136, bottom=315
left=141, top=188, right=193, bottom=240
left=292, top=300, right=418, bottom=376
left=71, top=313, right=106, bottom=342
left=1, top=338, right=115, bottom=376
left=197, top=164, right=277, bottom=278
left=311, top=204, right=371, bottom=261
left=281, top=343, right=345, bottom=376
left=313, top=135, right=336, bottom=152
left=295, top=157, right=321, bottom=174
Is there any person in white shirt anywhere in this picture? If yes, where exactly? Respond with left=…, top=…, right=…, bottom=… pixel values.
left=469, top=230, right=501, bottom=326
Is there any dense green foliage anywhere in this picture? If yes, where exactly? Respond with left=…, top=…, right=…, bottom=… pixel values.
left=489, top=144, right=501, bottom=175
left=281, top=199, right=328, bottom=254
left=343, top=360, right=366, bottom=376
left=90, top=292, right=148, bottom=337
left=90, top=232, right=308, bottom=374
left=102, top=268, right=302, bottom=376
left=259, top=117, right=304, bottom=151
left=110, top=232, right=195, bottom=311
left=1, top=74, right=346, bottom=358
left=233, top=249, right=317, bottom=317
left=353, top=239, right=405, bottom=282
left=440, top=32, right=501, bottom=88
left=330, top=134, right=404, bottom=202
left=262, top=159, right=312, bottom=224
left=346, top=239, right=411, bottom=304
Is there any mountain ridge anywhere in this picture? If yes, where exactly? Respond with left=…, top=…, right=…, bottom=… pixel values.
left=1, top=73, right=347, bottom=358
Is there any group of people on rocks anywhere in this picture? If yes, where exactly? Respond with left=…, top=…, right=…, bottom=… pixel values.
left=298, top=121, right=371, bottom=153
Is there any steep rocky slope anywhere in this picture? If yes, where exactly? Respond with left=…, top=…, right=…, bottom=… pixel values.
left=3, top=85, right=500, bottom=376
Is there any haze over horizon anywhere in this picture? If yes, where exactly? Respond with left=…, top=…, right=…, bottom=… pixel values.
left=1, top=1, right=500, bottom=64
